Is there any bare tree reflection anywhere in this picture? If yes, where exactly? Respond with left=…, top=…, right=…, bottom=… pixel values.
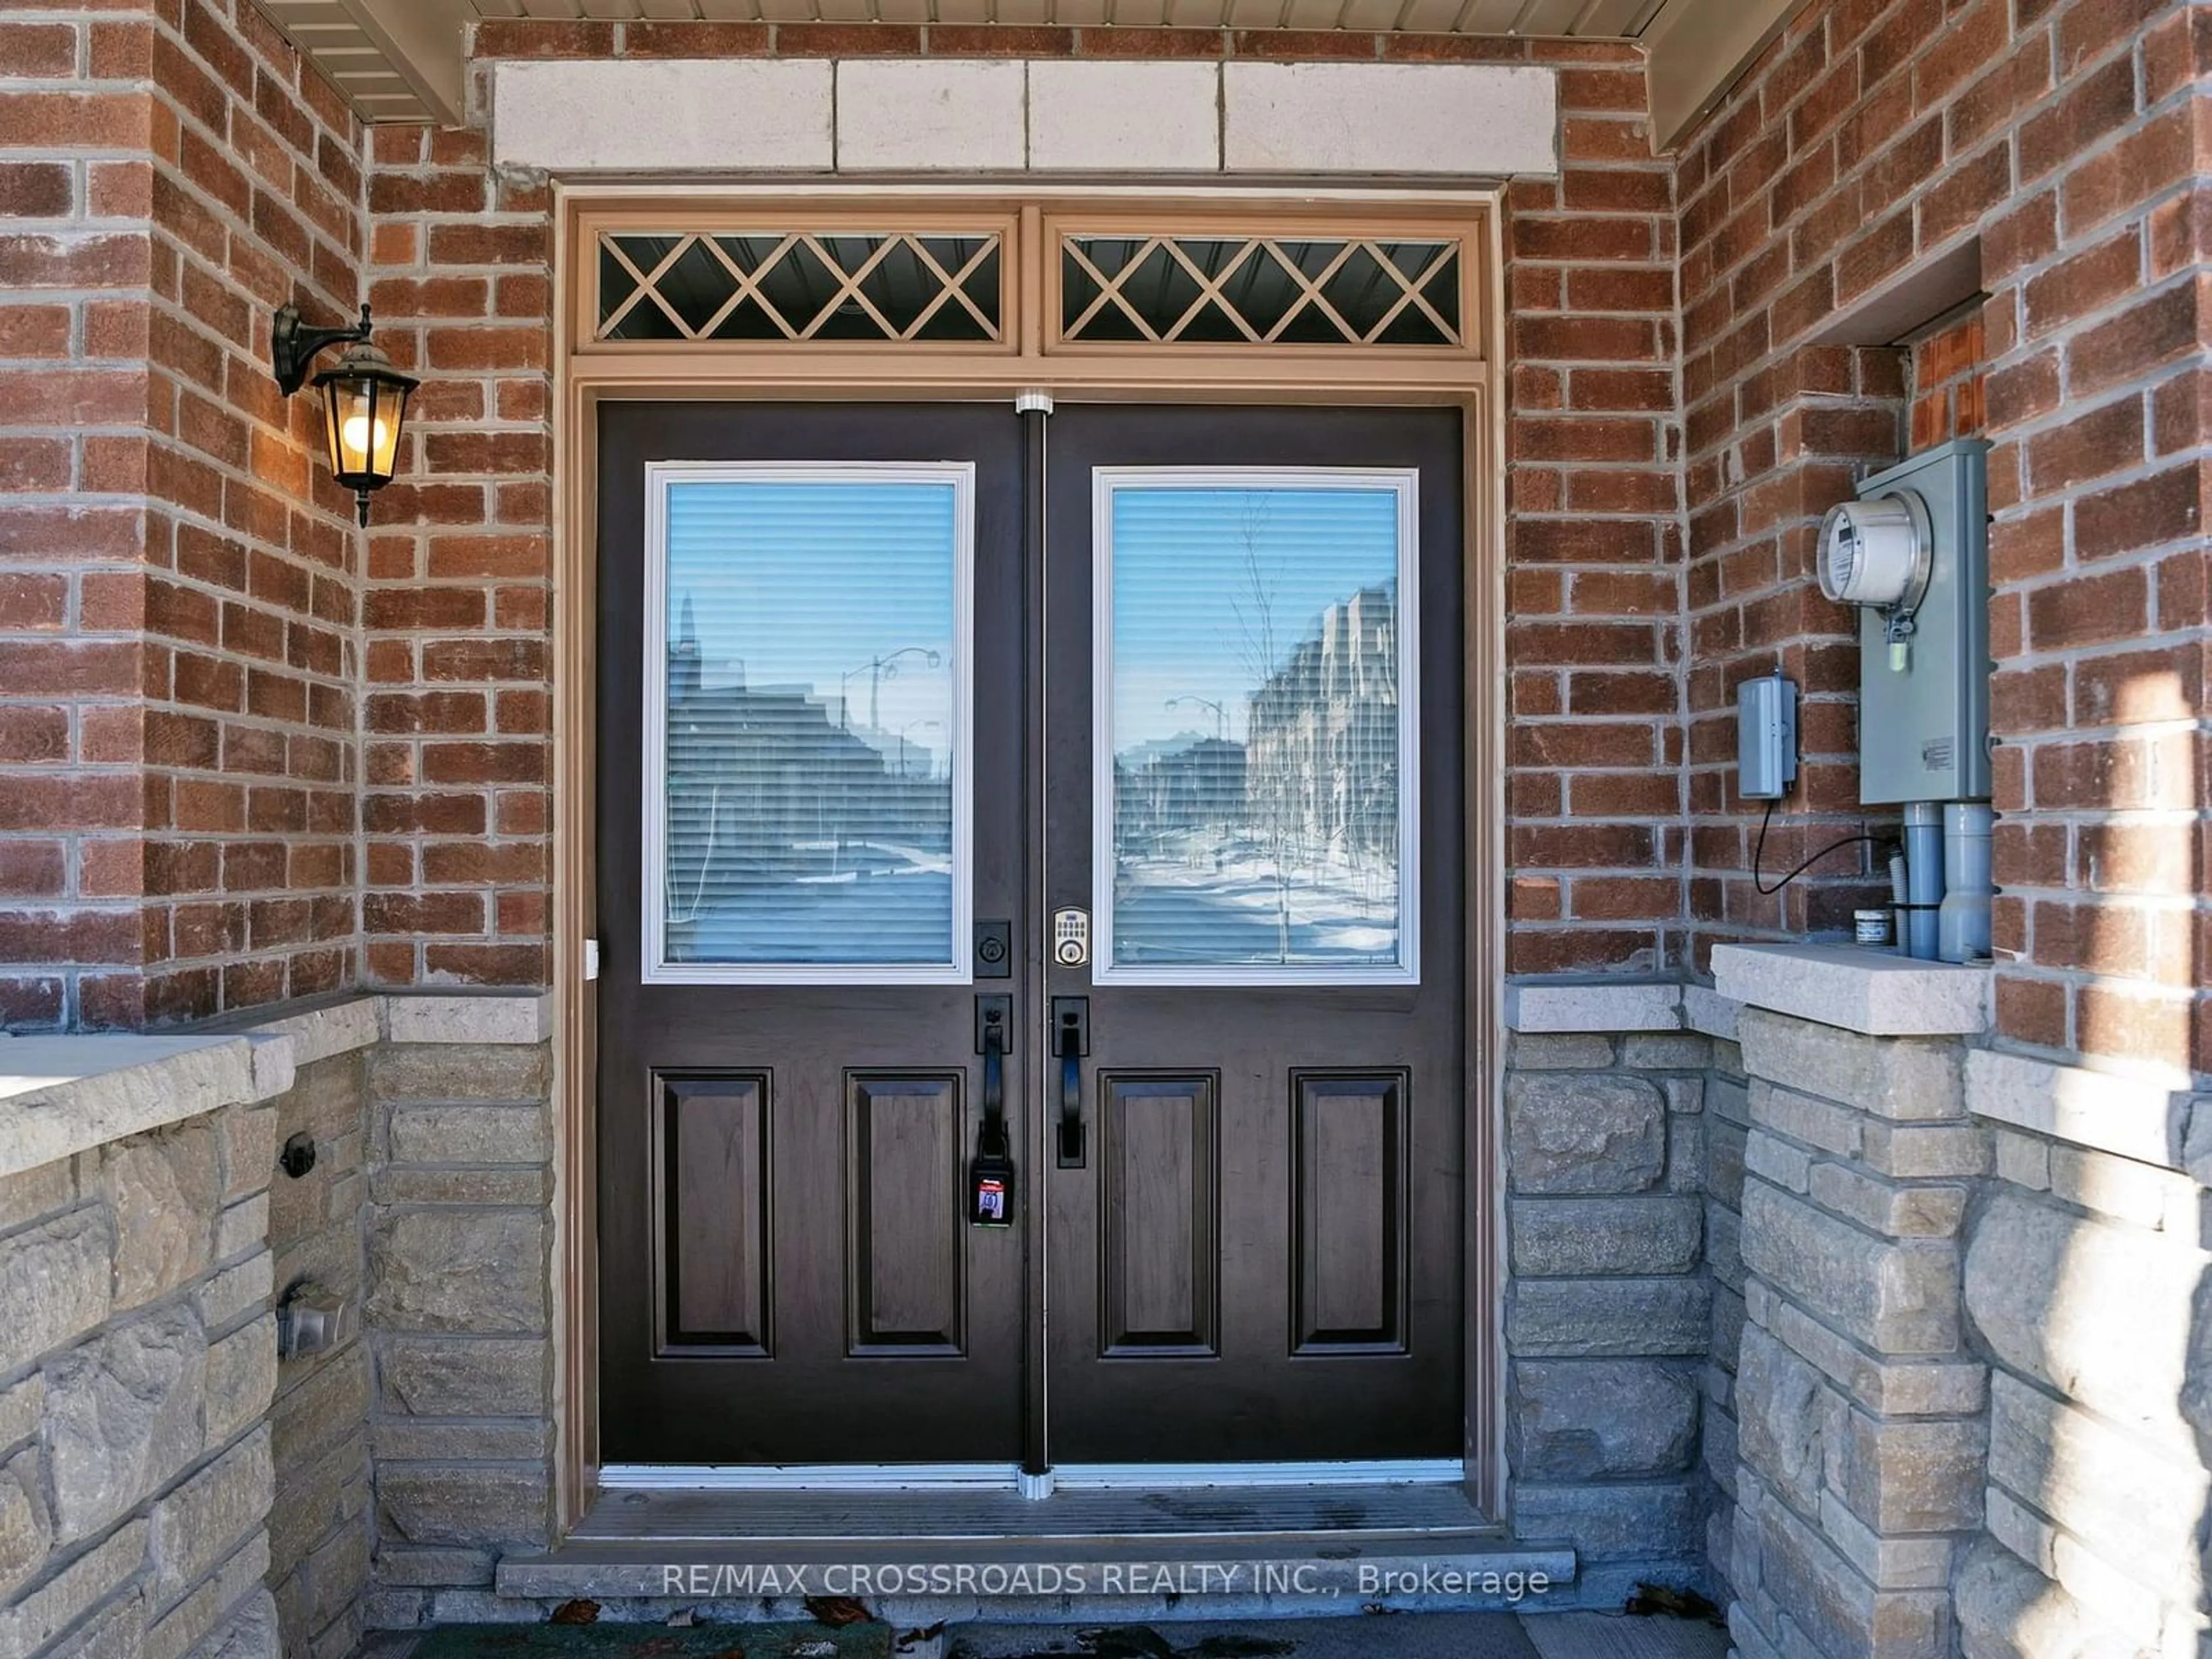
left=1113, top=491, right=1402, bottom=968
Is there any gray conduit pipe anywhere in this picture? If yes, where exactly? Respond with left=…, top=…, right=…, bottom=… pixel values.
left=1938, top=802, right=1994, bottom=964
left=1902, top=802, right=1944, bottom=961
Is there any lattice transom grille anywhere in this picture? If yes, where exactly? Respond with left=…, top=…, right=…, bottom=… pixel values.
left=1059, top=234, right=1463, bottom=347
left=597, top=231, right=1003, bottom=343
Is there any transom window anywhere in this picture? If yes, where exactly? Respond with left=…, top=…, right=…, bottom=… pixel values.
left=579, top=207, right=1484, bottom=365
left=599, top=230, right=1003, bottom=343
left=1060, top=235, right=1462, bottom=347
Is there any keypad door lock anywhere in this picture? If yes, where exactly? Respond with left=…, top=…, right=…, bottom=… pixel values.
left=1052, top=908, right=1089, bottom=968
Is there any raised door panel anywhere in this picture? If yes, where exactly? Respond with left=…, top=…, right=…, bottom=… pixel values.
left=656, top=1074, right=771, bottom=1354
left=1292, top=1071, right=1408, bottom=1353
left=1100, top=1074, right=1218, bottom=1355
left=846, top=1075, right=964, bottom=1355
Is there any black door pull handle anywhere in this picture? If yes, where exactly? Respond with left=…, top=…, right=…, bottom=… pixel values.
left=972, top=997, right=1013, bottom=1226
left=1054, top=997, right=1088, bottom=1169
left=983, top=1017, right=1006, bottom=1123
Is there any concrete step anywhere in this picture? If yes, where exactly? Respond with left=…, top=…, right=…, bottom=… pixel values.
left=494, top=1483, right=1573, bottom=1611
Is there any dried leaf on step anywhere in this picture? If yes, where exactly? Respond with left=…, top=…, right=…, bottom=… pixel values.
left=1625, top=1584, right=1723, bottom=1623
left=550, top=1600, right=601, bottom=1626
left=805, top=1596, right=871, bottom=1627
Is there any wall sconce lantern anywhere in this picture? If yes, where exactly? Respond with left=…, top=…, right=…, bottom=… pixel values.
left=271, top=302, right=417, bottom=527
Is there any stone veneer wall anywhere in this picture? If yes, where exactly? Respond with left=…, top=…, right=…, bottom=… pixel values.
left=0, top=997, right=556, bottom=1659
left=1700, top=1027, right=1749, bottom=1596
left=1959, top=1103, right=2211, bottom=1657
left=1726, top=1008, right=1993, bottom=1659
left=267, top=1052, right=371, bottom=1659
left=1501, top=1029, right=1713, bottom=1605
left=362, top=1036, right=556, bottom=1627
left=1715, top=988, right=2212, bottom=1659
left=0, top=1095, right=283, bottom=1659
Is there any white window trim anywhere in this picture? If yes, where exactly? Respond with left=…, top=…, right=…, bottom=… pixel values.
left=1089, top=466, right=1421, bottom=988
left=641, top=460, right=975, bottom=986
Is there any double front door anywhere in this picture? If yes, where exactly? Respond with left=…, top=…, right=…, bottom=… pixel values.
left=596, top=402, right=1465, bottom=1471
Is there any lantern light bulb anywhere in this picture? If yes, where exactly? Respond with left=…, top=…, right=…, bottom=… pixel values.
left=340, top=412, right=387, bottom=459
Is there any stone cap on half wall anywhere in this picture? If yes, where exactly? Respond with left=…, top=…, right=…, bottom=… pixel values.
left=1710, top=943, right=1990, bottom=1038
left=0, top=993, right=552, bottom=1182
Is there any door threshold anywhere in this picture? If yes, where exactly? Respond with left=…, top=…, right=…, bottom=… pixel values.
left=601, top=1463, right=1025, bottom=1491
left=556, top=1476, right=1503, bottom=1547
left=597, top=1459, right=1467, bottom=1493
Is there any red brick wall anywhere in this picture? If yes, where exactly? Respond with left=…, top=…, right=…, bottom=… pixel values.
left=14, top=7, right=2201, bottom=1070
left=0, top=0, right=365, bottom=1029
left=1908, top=312, right=1987, bottom=449
left=1499, top=40, right=1685, bottom=977
left=359, top=126, right=551, bottom=991
left=448, top=20, right=1690, bottom=984
left=1678, top=0, right=2209, bottom=1071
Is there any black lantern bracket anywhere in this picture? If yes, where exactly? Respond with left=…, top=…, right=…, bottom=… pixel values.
left=271, top=300, right=418, bottom=527
left=272, top=302, right=374, bottom=396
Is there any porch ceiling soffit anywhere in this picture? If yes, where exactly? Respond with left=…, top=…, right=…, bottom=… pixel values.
left=254, top=0, right=1796, bottom=152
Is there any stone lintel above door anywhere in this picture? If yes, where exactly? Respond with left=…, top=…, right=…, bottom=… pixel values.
left=487, top=58, right=1560, bottom=178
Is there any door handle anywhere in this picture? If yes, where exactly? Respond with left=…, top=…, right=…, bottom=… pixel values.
left=972, top=996, right=1013, bottom=1226
left=983, top=1016, right=1006, bottom=1124
left=1054, top=997, right=1088, bottom=1169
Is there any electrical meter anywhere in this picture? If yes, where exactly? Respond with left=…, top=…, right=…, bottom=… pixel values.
left=1819, top=494, right=1932, bottom=609
left=1834, top=441, right=1990, bottom=806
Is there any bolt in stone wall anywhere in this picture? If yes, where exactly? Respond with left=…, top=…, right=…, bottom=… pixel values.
left=362, top=1036, right=555, bottom=1627
left=266, top=1052, right=371, bottom=1659
left=1501, top=1030, right=1713, bottom=1605
left=0, top=1101, right=281, bottom=1659
left=1958, top=1119, right=2212, bottom=1659
left=1725, top=1008, right=1991, bottom=1659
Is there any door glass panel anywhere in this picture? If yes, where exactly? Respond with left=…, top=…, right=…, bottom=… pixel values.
left=1094, top=470, right=1418, bottom=984
left=646, top=464, right=971, bottom=983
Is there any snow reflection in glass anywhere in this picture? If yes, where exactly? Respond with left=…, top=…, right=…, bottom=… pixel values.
left=1096, top=473, right=1418, bottom=983
left=647, top=466, right=969, bottom=982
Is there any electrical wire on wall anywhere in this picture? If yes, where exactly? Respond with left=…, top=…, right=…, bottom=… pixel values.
left=1751, top=797, right=1891, bottom=896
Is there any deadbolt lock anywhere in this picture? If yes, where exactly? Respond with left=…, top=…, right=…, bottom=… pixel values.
left=1052, top=908, right=1089, bottom=968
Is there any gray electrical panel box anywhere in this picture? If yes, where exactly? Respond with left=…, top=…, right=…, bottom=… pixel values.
left=1737, top=673, right=1797, bottom=800
left=1853, top=440, right=1990, bottom=805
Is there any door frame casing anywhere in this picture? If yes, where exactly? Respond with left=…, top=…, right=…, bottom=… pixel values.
left=548, top=181, right=1511, bottom=1532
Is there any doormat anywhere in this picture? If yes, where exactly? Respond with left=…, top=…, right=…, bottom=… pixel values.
left=945, top=1614, right=1545, bottom=1659
left=401, top=1622, right=894, bottom=1659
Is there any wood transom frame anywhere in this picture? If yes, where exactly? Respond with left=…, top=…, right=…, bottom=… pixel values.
left=570, top=197, right=1493, bottom=391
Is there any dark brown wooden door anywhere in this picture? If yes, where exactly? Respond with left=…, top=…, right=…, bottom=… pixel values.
left=597, top=403, right=1028, bottom=1463
left=597, top=401, right=1463, bottom=1469
left=1040, top=407, right=1465, bottom=1464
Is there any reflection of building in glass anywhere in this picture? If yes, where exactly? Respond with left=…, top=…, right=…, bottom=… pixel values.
left=664, top=604, right=949, bottom=925
left=1115, top=735, right=1248, bottom=849
left=1245, top=584, right=1398, bottom=860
